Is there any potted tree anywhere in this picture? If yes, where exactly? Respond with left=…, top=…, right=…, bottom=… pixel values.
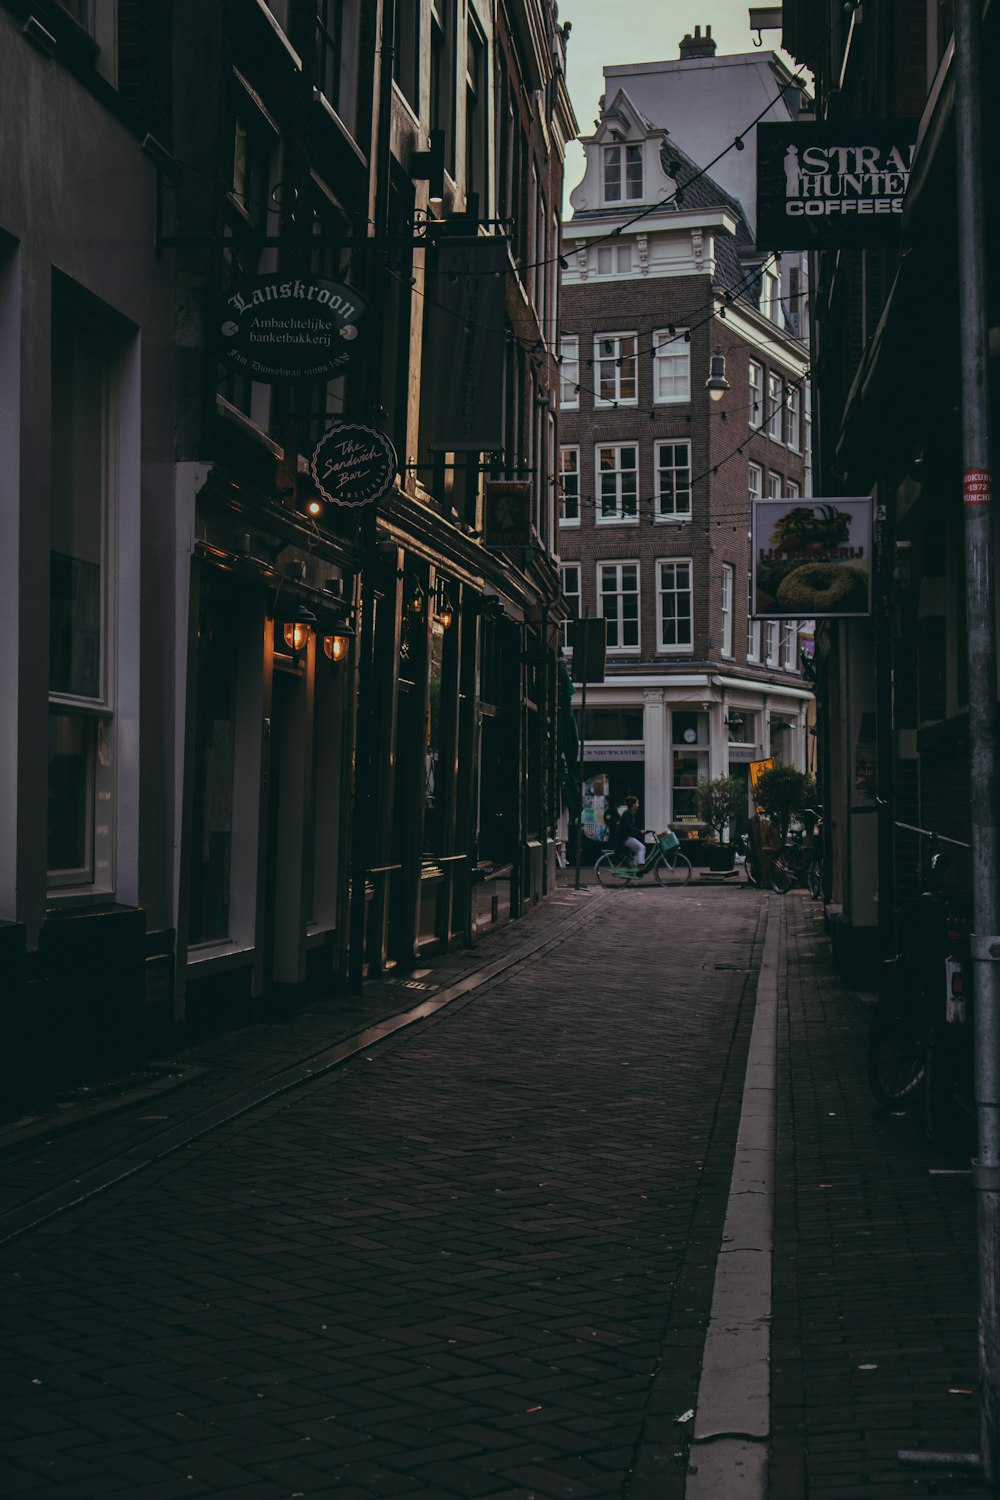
left=694, top=775, right=746, bottom=871
left=753, top=766, right=817, bottom=843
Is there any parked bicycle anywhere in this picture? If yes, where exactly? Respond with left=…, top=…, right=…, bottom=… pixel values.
left=866, top=844, right=975, bottom=1151
left=769, top=811, right=823, bottom=897
left=595, top=830, right=692, bottom=887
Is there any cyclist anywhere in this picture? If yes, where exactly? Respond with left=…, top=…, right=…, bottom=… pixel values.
left=615, top=795, right=646, bottom=874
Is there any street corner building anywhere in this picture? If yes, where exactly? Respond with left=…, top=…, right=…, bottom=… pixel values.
left=557, top=25, right=813, bottom=860
left=0, top=0, right=578, bottom=1118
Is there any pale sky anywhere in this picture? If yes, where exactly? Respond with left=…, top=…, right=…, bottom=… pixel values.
left=560, top=0, right=798, bottom=205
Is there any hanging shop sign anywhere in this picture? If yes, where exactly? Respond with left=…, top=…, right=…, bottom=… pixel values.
left=484, top=480, right=532, bottom=549
left=756, top=121, right=918, bottom=249
left=751, top=497, right=873, bottom=619
left=310, top=421, right=397, bottom=508
left=569, top=616, right=608, bottom=684
left=216, top=275, right=370, bottom=383
left=425, top=237, right=508, bottom=451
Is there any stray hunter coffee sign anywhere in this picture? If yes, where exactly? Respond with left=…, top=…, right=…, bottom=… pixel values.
left=217, top=275, right=370, bottom=383
left=310, top=422, right=397, bottom=509
left=757, top=121, right=917, bottom=248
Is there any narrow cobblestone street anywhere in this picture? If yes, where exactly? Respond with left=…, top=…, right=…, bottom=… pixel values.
left=0, top=886, right=982, bottom=1498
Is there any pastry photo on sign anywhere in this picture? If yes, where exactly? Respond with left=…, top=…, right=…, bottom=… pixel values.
left=751, top=497, right=873, bottom=618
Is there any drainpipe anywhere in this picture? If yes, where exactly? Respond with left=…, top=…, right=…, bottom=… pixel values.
left=347, top=0, right=395, bottom=991
left=954, top=0, right=1000, bottom=1478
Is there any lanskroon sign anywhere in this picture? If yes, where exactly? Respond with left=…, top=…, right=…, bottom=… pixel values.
left=216, top=275, right=370, bottom=383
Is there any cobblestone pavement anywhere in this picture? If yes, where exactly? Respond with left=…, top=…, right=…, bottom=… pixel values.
left=0, top=883, right=983, bottom=1499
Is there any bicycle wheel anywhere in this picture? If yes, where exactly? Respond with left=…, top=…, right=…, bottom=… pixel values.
left=770, top=855, right=796, bottom=894
left=807, top=856, right=823, bottom=900
left=867, top=975, right=926, bottom=1107
left=654, top=852, right=691, bottom=887
left=595, top=852, right=632, bottom=887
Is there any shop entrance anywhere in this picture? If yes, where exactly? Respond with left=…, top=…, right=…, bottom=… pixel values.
left=261, top=653, right=309, bottom=1008
left=579, top=761, right=646, bottom=862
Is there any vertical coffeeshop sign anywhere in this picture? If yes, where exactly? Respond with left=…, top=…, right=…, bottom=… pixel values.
left=216, top=274, right=371, bottom=382
left=426, top=237, right=508, bottom=451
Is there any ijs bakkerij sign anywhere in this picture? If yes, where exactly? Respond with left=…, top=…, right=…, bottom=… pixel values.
left=310, top=422, right=397, bottom=508
left=751, top=497, right=873, bottom=619
left=756, top=121, right=918, bottom=249
left=216, top=275, right=370, bottom=383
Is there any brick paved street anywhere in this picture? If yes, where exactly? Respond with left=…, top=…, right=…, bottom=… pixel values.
left=0, top=885, right=984, bottom=1498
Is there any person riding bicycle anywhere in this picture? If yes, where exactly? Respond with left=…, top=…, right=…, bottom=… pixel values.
left=614, top=795, right=646, bottom=873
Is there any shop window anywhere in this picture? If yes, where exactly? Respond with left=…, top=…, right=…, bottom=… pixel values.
left=727, top=710, right=757, bottom=745
left=48, top=311, right=116, bottom=891
left=593, top=332, right=637, bottom=406
left=582, top=708, right=644, bottom=740
left=671, top=710, right=709, bottom=822
left=653, top=329, right=691, bottom=404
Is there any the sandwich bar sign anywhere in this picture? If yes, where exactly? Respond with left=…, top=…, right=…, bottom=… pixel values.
left=757, top=121, right=917, bottom=248
left=216, top=274, right=371, bottom=383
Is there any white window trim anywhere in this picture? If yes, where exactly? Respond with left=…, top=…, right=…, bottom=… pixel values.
left=721, top=563, right=734, bottom=659
left=748, top=461, right=763, bottom=504
left=747, top=573, right=761, bottom=662
left=559, top=335, right=579, bottom=410
left=749, top=359, right=763, bottom=431
left=767, top=371, right=784, bottom=443
left=593, top=331, right=639, bottom=408
left=656, top=557, right=694, bottom=656
left=768, top=470, right=783, bottom=499
left=765, top=620, right=779, bottom=666
left=598, top=560, right=641, bottom=655
left=595, top=442, right=639, bottom=526
left=558, top=445, right=580, bottom=528
left=786, top=384, right=801, bottom=452
left=654, top=437, right=692, bottom=522
left=652, top=328, right=691, bottom=405
left=781, top=619, right=798, bottom=671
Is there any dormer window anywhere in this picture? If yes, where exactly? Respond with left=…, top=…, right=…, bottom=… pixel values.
left=604, top=144, right=643, bottom=203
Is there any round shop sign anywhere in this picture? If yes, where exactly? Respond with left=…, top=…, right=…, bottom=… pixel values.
left=216, top=275, right=370, bottom=384
left=310, top=421, right=398, bottom=509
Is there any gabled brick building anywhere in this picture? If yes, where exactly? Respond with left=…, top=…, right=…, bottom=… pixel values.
left=558, top=49, right=811, bottom=851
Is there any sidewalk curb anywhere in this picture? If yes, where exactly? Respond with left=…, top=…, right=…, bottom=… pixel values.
left=686, top=893, right=779, bottom=1497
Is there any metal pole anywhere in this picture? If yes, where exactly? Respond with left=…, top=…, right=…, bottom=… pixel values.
left=573, top=669, right=589, bottom=892
left=954, top=0, right=1000, bottom=1478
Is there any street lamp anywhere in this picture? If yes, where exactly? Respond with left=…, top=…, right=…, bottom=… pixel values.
left=705, top=348, right=730, bottom=401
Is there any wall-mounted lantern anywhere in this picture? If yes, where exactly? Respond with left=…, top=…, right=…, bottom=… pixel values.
left=705, top=348, right=731, bottom=401
left=407, top=578, right=426, bottom=616
left=411, top=128, right=445, bottom=207
left=435, top=582, right=455, bottom=630
left=279, top=602, right=317, bottom=665
left=323, top=617, right=356, bottom=668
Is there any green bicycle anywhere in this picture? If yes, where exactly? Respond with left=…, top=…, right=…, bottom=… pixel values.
left=595, top=830, right=693, bottom=888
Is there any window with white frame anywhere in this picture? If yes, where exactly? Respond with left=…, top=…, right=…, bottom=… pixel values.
left=765, top=620, right=779, bottom=665
left=786, top=478, right=800, bottom=501
left=781, top=619, right=797, bottom=670
left=559, top=446, right=580, bottom=525
left=768, top=470, right=783, bottom=499
left=48, top=312, right=117, bottom=891
left=747, top=573, right=760, bottom=661
left=721, top=564, right=734, bottom=658
left=559, top=335, right=579, bottom=409
left=767, top=370, right=784, bottom=441
left=655, top=439, right=691, bottom=520
left=594, top=332, right=637, bottom=406
left=599, top=561, right=640, bottom=651
left=653, top=328, right=691, bottom=403
left=560, top=563, right=581, bottom=650
left=596, top=443, right=638, bottom=523
left=596, top=243, right=632, bottom=275
left=760, top=266, right=782, bottom=324
left=603, top=143, right=643, bottom=202
left=748, top=461, right=763, bottom=504
left=749, top=359, right=763, bottom=429
left=657, top=559, right=693, bottom=651
left=316, top=0, right=362, bottom=138
left=786, top=382, right=801, bottom=451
